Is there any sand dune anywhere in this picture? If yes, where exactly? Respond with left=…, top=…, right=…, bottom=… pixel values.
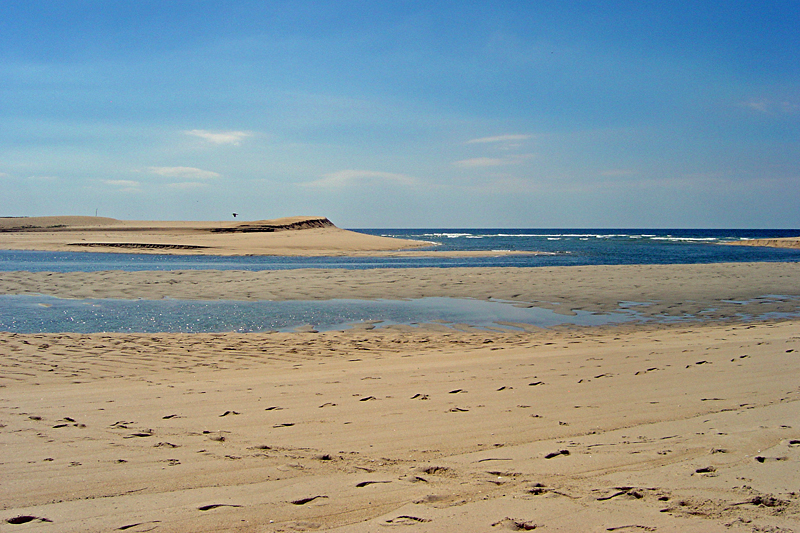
left=0, top=216, right=430, bottom=256
left=0, top=216, right=541, bottom=257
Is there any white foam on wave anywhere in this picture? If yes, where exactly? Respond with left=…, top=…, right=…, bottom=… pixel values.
left=650, top=237, right=719, bottom=242
left=422, top=233, right=473, bottom=238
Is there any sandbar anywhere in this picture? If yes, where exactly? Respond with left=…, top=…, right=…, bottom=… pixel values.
left=2, top=261, right=799, bottom=319
left=726, top=237, right=800, bottom=250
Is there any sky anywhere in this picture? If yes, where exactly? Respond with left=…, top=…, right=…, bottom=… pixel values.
left=1, top=1, right=798, bottom=228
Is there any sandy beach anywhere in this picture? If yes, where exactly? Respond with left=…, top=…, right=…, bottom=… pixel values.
left=2, top=225, right=800, bottom=531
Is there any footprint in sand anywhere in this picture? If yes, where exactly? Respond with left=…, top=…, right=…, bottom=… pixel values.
left=356, top=480, right=391, bottom=487
left=290, top=495, right=328, bottom=505
left=117, top=520, right=162, bottom=530
left=385, top=516, right=431, bottom=525
left=491, top=517, right=538, bottom=530
left=197, top=504, right=243, bottom=511
left=6, top=516, right=53, bottom=524
left=544, top=449, right=570, bottom=459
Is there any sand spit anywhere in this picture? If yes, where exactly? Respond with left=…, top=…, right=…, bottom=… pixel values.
left=726, top=237, right=800, bottom=250
left=0, top=216, right=542, bottom=257
left=0, top=216, right=429, bottom=256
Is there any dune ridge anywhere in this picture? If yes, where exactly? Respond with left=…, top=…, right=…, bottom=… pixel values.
left=0, top=215, right=433, bottom=256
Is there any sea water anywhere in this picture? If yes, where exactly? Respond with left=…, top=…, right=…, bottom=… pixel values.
left=0, top=228, right=798, bottom=272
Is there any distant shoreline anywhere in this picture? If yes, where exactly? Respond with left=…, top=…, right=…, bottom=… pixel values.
left=0, top=215, right=541, bottom=257
left=724, top=237, right=800, bottom=249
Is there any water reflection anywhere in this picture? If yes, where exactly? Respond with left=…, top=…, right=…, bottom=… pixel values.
left=0, top=295, right=632, bottom=334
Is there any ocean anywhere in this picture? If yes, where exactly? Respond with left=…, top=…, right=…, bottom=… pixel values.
left=1, top=228, right=799, bottom=272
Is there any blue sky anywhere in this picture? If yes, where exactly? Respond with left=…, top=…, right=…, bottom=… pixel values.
left=1, top=1, right=798, bottom=227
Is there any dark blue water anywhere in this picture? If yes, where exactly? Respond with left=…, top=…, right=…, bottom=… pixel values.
left=0, top=229, right=798, bottom=272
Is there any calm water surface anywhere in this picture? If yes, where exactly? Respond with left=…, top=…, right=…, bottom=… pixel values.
left=0, top=295, right=632, bottom=334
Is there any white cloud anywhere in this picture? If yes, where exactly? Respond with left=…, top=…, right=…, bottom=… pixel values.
left=741, top=100, right=770, bottom=113
left=453, top=154, right=535, bottom=168
left=303, top=169, right=419, bottom=188
left=103, top=179, right=140, bottom=188
left=26, top=175, right=59, bottom=182
left=147, top=166, right=221, bottom=180
left=466, top=134, right=531, bottom=144
left=740, top=99, right=799, bottom=114
left=185, top=129, right=251, bottom=145
left=453, top=157, right=509, bottom=168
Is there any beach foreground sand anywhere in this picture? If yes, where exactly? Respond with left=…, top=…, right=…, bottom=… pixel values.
left=2, top=263, right=800, bottom=532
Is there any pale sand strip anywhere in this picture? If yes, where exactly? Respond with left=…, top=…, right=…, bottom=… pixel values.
left=727, top=237, right=800, bottom=250
left=1, top=321, right=799, bottom=532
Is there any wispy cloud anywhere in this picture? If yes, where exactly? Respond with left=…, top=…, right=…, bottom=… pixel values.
left=147, top=166, right=221, bottom=180
left=466, top=134, right=531, bottom=144
left=185, top=129, right=252, bottom=145
left=741, top=100, right=770, bottom=113
left=453, top=154, right=535, bottom=168
left=740, top=99, right=799, bottom=114
left=303, top=169, right=419, bottom=188
left=453, top=157, right=509, bottom=168
left=103, top=179, right=140, bottom=188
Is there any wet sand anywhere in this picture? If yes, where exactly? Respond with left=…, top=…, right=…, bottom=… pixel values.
left=2, top=261, right=800, bottom=531
left=2, top=261, right=799, bottom=319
